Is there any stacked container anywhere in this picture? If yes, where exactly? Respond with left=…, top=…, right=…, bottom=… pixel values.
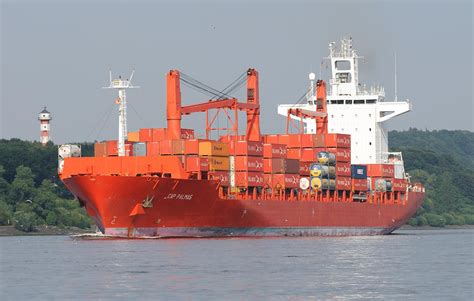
left=351, top=165, right=368, bottom=191
left=367, top=164, right=395, bottom=192
left=231, top=141, right=264, bottom=188
left=199, top=141, right=230, bottom=183
left=263, top=143, right=300, bottom=190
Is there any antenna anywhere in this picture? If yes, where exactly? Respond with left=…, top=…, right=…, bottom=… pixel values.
left=103, top=70, right=140, bottom=157
left=394, top=52, right=398, bottom=102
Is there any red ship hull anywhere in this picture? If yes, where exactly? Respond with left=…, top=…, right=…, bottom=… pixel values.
left=64, top=175, right=424, bottom=238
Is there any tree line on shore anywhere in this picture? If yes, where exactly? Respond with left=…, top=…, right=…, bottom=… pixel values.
left=0, top=129, right=473, bottom=232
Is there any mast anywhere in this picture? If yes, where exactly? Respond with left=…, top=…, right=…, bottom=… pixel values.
left=103, top=70, right=139, bottom=157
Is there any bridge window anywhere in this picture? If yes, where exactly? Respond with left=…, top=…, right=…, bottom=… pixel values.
left=336, top=72, right=352, bottom=83
left=345, top=100, right=352, bottom=104
left=354, top=99, right=365, bottom=104
left=335, top=60, right=351, bottom=70
left=367, top=99, right=376, bottom=104
left=337, top=100, right=344, bottom=104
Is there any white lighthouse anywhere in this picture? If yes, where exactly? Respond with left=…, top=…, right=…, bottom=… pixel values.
left=38, top=107, right=52, bottom=145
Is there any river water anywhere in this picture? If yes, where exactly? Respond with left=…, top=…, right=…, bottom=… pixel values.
left=1, top=229, right=473, bottom=300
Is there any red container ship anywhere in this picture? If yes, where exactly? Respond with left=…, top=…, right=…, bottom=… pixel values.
left=59, top=38, right=424, bottom=238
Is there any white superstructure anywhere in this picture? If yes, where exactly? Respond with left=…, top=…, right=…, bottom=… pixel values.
left=278, top=37, right=411, bottom=164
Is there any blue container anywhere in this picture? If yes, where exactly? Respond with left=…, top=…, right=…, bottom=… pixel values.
left=351, top=165, right=367, bottom=179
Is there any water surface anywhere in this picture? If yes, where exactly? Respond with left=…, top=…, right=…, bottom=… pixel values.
left=1, top=229, right=473, bottom=300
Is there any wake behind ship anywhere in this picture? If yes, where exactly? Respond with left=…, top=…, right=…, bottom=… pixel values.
left=59, top=38, right=424, bottom=238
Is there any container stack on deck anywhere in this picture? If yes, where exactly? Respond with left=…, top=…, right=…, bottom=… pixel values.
left=93, top=128, right=407, bottom=198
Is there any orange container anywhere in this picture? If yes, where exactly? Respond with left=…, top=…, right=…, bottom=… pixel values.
left=198, top=141, right=229, bottom=157
left=324, top=133, right=351, bottom=148
left=299, top=161, right=310, bottom=175
left=146, top=142, right=160, bottom=156
left=184, top=139, right=199, bottom=155
left=263, top=143, right=287, bottom=158
left=127, top=132, right=140, bottom=142
left=288, top=134, right=325, bottom=148
left=335, top=162, right=351, bottom=176
left=301, top=148, right=325, bottom=162
left=277, top=134, right=290, bottom=145
left=124, top=143, right=133, bottom=157
left=180, top=128, right=195, bottom=139
left=235, top=171, right=264, bottom=187
left=327, top=147, right=351, bottom=162
left=392, top=178, right=408, bottom=191
left=106, top=140, right=118, bottom=156
left=235, top=156, right=264, bottom=172
left=264, top=173, right=300, bottom=189
left=209, top=171, right=229, bottom=186
left=287, top=148, right=301, bottom=160
left=159, top=139, right=185, bottom=155
left=139, top=128, right=167, bottom=142
left=94, top=142, right=107, bottom=157
left=335, top=177, right=351, bottom=190
left=367, top=164, right=395, bottom=178
left=208, top=156, right=229, bottom=171
left=352, top=178, right=368, bottom=191
left=263, top=134, right=279, bottom=144
left=263, top=158, right=299, bottom=174
left=186, top=156, right=209, bottom=172
left=229, top=141, right=263, bottom=156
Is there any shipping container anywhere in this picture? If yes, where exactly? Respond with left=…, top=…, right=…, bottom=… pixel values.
left=127, top=132, right=140, bottom=142
left=392, top=178, right=408, bottom=191
left=262, top=134, right=279, bottom=144
left=208, top=156, right=230, bottom=171
left=327, top=147, right=351, bottom=162
left=351, top=165, right=368, bottom=179
left=160, top=139, right=186, bottom=155
left=352, top=178, right=368, bottom=191
left=229, top=141, right=263, bottom=156
left=317, top=151, right=336, bottom=165
left=146, top=142, right=160, bottom=156
left=367, top=164, right=395, bottom=178
left=106, top=140, right=118, bottom=156
left=124, top=143, right=133, bottom=157
left=299, top=161, right=311, bottom=175
left=264, top=173, right=300, bottom=189
left=235, top=171, right=264, bottom=187
left=324, top=133, right=351, bottom=148
left=209, top=171, right=229, bottom=186
left=335, top=162, right=351, bottom=177
left=287, top=148, right=302, bottom=160
left=310, top=177, right=336, bottom=190
left=288, top=134, right=325, bottom=148
left=184, top=139, right=199, bottom=155
left=133, top=142, right=147, bottom=156
left=199, top=141, right=229, bottom=157
left=263, top=143, right=287, bottom=158
left=309, top=164, right=336, bottom=178
left=180, top=128, right=195, bottom=139
left=372, top=178, right=393, bottom=192
left=277, top=134, right=290, bottom=145
left=185, top=156, right=209, bottom=172
left=264, top=158, right=299, bottom=174
left=139, top=128, right=166, bottom=142
left=94, top=142, right=107, bottom=157
left=235, top=156, right=264, bottom=172
left=335, top=177, right=352, bottom=190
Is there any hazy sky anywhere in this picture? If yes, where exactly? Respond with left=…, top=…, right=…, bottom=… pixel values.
left=1, top=0, right=473, bottom=144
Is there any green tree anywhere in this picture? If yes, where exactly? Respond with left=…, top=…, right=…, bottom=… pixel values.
left=13, top=211, right=37, bottom=232
left=7, top=166, right=36, bottom=207
left=0, top=199, right=13, bottom=225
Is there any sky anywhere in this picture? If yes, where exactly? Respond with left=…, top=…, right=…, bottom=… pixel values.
left=1, top=0, right=473, bottom=144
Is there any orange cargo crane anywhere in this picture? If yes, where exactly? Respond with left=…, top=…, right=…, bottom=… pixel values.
left=286, top=79, right=328, bottom=134
left=166, top=68, right=261, bottom=141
